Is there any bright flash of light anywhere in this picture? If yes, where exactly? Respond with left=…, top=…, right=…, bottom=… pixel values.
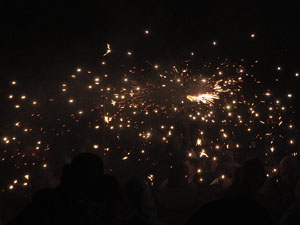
left=187, top=93, right=219, bottom=104
left=187, top=80, right=229, bottom=104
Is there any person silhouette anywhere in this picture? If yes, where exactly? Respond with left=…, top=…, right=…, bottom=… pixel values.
left=124, top=176, right=165, bottom=225
left=8, top=152, right=106, bottom=225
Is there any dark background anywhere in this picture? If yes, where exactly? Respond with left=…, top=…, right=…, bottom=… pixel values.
left=1, top=3, right=300, bottom=78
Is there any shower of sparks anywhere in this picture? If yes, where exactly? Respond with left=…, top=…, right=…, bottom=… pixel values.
left=186, top=93, right=219, bottom=104
left=1, top=30, right=298, bottom=192
left=186, top=80, right=230, bottom=104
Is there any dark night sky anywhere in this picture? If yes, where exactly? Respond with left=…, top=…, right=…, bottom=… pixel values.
left=1, top=2, right=300, bottom=114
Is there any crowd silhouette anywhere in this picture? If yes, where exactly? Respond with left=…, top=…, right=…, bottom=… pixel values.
left=3, top=151, right=300, bottom=225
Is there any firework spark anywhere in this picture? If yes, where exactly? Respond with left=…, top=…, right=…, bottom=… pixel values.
left=103, top=43, right=111, bottom=56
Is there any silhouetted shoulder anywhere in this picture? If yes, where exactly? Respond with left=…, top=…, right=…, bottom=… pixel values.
left=186, top=197, right=275, bottom=225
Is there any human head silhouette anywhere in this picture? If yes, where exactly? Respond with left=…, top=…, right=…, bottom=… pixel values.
left=61, top=152, right=104, bottom=188
left=279, top=155, right=300, bottom=186
left=125, top=176, right=156, bottom=216
left=167, top=161, right=189, bottom=188
left=237, top=158, right=266, bottom=194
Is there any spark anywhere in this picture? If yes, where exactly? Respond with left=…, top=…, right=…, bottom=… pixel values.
left=200, top=149, right=209, bottom=158
left=104, top=116, right=110, bottom=124
left=103, top=43, right=112, bottom=56
left=196, top=138, right=202, bottom=146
